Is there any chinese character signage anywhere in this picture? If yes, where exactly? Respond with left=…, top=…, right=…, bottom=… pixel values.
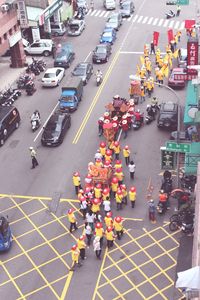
left=174, top=73, right=197, bottom=80
left=17, top=0, right=28, bottom=28
left=161, top=149, right=176, bottom=170
left=187, top=40, right=198, bottom=68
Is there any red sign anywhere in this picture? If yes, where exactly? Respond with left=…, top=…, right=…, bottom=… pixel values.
left=174, top=73, right=197, bottom=81
left=187, top=40, right=199, bottom=74
left=167, top=29, right=174, bottom=43
left=185, top=20, right=196, bottom=29
left=153, top=31, right=159, bottom=46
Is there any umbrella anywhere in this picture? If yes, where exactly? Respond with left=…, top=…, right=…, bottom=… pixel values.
left=176, top=266, right=200, bottom=290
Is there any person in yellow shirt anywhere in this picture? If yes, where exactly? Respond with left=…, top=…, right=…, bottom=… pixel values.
left=114, top=159, right=122, bottom=170
left=104, top=212, right=113, bottom=227
left=111, top=177, right=119, bottom=197
left=115, top=168, right=124, bottom=185
left=105, top=226, right=115, bottom=248
left=113, top=141, right=121, bottom=160
left=121, top=184, right=128, bottom=205
left=123, top=145, right=130, bottom=165
left=115, top=189, right=123, bottom=210
left=67, top=209, right=78, bottom=233
left=94, top=183, right=102, bottom=199
left=129, top=187, right=136, bottom=208
left=95, top=222, right=104, bottom=247
left=113, top=216, right=124, bottom=240
left=157, top=69, right=164, bottom=86
left=77, top=235, right=87, bottom=260
left=146, top=79, right=153, bottom=98
left=99, top=141, right=106, bottom=158
left=70, top=244, right=82, bottom=271
left=73, top=172, right=81, bottom=195
left=91, top=198, right=101, bottom=216
left=146, top=59, right=152, bottom=76
left=140, top=86, right=145, bottom=103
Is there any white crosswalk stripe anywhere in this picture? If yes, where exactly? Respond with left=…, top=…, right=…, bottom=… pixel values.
left=86, top=11, right=184, bottom=30
left=158, top=19, right=164, bottom=26
left=153, top=18, right=158, bottom=25
left=147, top=17, right=153, bottom=25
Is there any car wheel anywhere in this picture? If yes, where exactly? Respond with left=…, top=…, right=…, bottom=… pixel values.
left=43, top=51, right=50, bottom=57
left=106, top=57, right=108, bottom=62
left=0, top=138, right=4, bottom=146
left=15, top=122, right=19, bottom=129
left=54, top=32, right=59, bottom=37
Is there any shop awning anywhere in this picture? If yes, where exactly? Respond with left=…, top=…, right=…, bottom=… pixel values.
left=26, top=6, right=43, bottom=27
left=184, top=81, right=199, bottom=125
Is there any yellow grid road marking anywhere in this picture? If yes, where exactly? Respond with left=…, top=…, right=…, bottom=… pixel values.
left=10, top=207, right=46, bottom=226
left=0, top=261, right=25, bottom=299
left=0, top=194, right=80, bottom=203
left=0, top=198, right=35, bottom=214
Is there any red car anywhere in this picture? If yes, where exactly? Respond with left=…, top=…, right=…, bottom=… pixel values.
left=168, top=68, right=186, bottom=89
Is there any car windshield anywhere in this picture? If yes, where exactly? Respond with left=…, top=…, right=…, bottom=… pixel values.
left=44, top=73, right=55, bottom=78
left=96, top=47, right=107, bottom=53
left=108, top=18, right=116, bottom=23
left=103, top=32, right=112, bottom=37
left=55, top=49, right=69, bottom=60
left=62, top=96, right=74, bottom=103
left=122, top=2, right=130, bottom=9
left=69, top=24, right=80, bottom=30
left=162, top=103, right=176, bottom=112
left=73, top=67, right=86, bottom=75
left=46, top=117, right=62, bottom=132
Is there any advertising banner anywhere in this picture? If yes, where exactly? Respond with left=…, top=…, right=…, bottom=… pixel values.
left=153, top=31, right=159, bottom=46
left=167, top=29, right=174, bottom=43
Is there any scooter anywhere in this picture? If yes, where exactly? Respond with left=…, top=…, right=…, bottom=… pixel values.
left=145, top=114, right=154, bottom=125
left=165, top=10, right=175, bottom=19
left=31, top=112, right=41, bottom=132
left=25, top=81, right=36, bottom=96
left=132, top=114, right=143, bottom=130
left=156, top=202, right=166, bottom=214
left=96, top=74, right=103, bottom=86
left=182, top=222, right=194, bottom=235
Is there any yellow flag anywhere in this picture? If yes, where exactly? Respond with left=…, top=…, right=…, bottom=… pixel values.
left=140, top=56, right=144, bottom=65
left=173, top=49, right=179, bottom=59
left=164, top=66, right=169, bottom=78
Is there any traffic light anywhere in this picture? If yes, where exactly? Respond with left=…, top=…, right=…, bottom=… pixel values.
left=160, top=147, right=176, bottom=170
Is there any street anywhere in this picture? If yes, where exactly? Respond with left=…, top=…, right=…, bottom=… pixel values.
left=0, top=0, right=196, bottom=299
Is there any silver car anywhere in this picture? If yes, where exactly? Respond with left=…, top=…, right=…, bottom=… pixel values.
left=104, top=0, right=116, bottom=10
left=68, top=19, right=85, bottom=36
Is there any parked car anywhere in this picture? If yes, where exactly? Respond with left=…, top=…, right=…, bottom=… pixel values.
left=0, top=106, right=20, bottom=146
left=105, top=13, right=123, bottom=31
left=120, top=0, right=135, bottom=17
left=51, top=22, right=66, bottom=36
left=54, top=43, right=75, bottom=68
left=177, top=48, right=187, bottom=68
left=104, top=0, right=116, bottom=10
left=68, top=19, right=85, bottom=36
left=92, top=44, right=112, bottom=63
left=41, top=112, right=71, bottom=146
left=41, top=68, right=65, bottom=87
left=168, top=68, right=186, bottom=89
left=72, top=62, right=93, bottom=85
left=24, top=39, right=53, bottom=56
left=157, top=102, right=178, bottom=130
left=100, top=28, right=117, bottom=44
left=0, top=216, right=12, bottom=252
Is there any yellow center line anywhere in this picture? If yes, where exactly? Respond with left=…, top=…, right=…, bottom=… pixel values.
left=72, top=50, right=120, bottom=144
left=0, top=261, right=25, bottom=299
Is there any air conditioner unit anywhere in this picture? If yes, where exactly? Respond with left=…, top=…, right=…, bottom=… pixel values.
left=1, top=4, right=10, bottom=12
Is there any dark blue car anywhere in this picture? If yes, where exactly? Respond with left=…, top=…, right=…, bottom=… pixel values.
left=0, top=216, right=12, bottom=252
left=100, top=28, right=116, bottom=45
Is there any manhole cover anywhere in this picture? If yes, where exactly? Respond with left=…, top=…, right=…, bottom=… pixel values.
left=9, top=140, right=19, bottom=148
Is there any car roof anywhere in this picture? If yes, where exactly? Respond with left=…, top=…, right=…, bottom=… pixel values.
left=75, top=62, right=89, bottom=68
left=33, top=39, right=52, bottom=43
left=48, top=112, right=65, bottom=123
left=161, top=102, right=178, bottom=111
left=96, top=44, right=108, bottom=48
left=45, top=68, right=63, bottom=73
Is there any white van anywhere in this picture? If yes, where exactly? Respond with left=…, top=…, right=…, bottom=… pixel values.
left=51, top=23, right=66, bottom=36
left=104, top=0, right=116, bottom=10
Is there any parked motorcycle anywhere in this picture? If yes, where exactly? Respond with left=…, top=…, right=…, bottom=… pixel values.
left=31, top=110, right=41, bottom=131
left=25, top=81, right=36, bottom=96
left=180, top=173, right=196, bottom=191
left=156, top=202, right=166, bottom=214
left=132, top=114, right=144, bottom=130
left=17, top=74, right=34, bottom=89
left=145, top=114, right=154, bottom=125
left=165, top=10, right=175, bottom=19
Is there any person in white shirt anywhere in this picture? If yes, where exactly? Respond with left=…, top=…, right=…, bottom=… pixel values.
left=103, top=197, right=111, bottom=215
left=128, top=160, right=136, bottom=180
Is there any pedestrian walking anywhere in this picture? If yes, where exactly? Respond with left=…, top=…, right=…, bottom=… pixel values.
left=80, top=196, right=87, bottom=220
left=176, top=5, right=181, bottom=16
left=115, top=189, right=123, bottom=210
left=93, top=236, right=101, bottom=259
left=148, top=199, right=156, bottom=223
left=122, top=120, right=129, bottom=139
left=86, top=210, right=95, bottom=231
left=52, top=43, right=57, bottom=59
left=103, top=197, right=111, bottom=215
left=140, top=86, right=146, bottom=103
left=77, top=235, right=87, bottom=260
left=95, top=222, right=104, bottom=248
left=98, top=117, right=104, bottom=136
left=128, top=186, right=136, bottom=208
left=70, top=244, right=82, bottom=271
left=150, top=41, right=155, bottom=54
left=105, top=226, right=115, bottom=248
left=113, top=216, right=124, bottom=240
left=128, top=161, right=135, bottom=180
left=123, top=145, right=130, bottom=165
left=29, top=147, right=39, bottom=169
left=113, top=141, right=121, bottom=160
left=121, top=184, right=128, bottom=205
left=111, top=177, right=119, bottom=198
left=115, top=168, right=124, bottom=185
left=85, top=222, right=92, bottom=246
left=67, top=209, right=78, bottom=233
left=104, top=212, right=113, bottom=227
left=72, top=172, right=81, bottom=195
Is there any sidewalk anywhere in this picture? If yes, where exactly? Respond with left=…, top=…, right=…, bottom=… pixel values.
left=0, top=57, right=31, bottom=91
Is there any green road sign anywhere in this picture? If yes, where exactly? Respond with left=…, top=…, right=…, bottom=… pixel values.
left=166, top=141, right=191, bottom=153
left=161, top=147, right=177, bottom=170
left=177, top=0, right=189, bottom=5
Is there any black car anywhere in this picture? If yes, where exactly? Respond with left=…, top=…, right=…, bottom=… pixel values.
left=41, top=112, right=71, bottom=146
left=120, top=1, right=135, bottom=18
left=157, top=102, right=178, bottom=130
left=54, top=43, right=75, bottom=69
left=72, top=62, right=93, bottom=85
left=92, top=44, right=112, bottom=64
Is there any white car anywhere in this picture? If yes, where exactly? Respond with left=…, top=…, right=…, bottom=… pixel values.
left=104, top=0, right=116, bottom=10
left=68, top=19, right=85, bottom=36
left=41, top=68, right=65, bottom=87
left=24, top=39, right=53, bottom=56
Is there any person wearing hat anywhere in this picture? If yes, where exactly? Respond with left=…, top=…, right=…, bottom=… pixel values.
left=70, top=244, right=82, bottom=271
left=105, top=226, right=115, bottom=248
left=123, top=145, right=130, bottom=165
left=121, top=120, right=129, bottom=139
left=102, top=188, right=110, bottom=201
left=80, top=196, right=87, bottom=219
left=98, top=117, right=104, bottom=136
left=104, top=212, right=113, bottom=227
left=73, top=172, right=81, bottom=195
left=113, top=216, right=124, bottom=240
left=121, top=184, right=128, bottom=205
left=129, top=186, right=136, bottom=208
left=95, top=158, right=103, bottom=168
left=113, top=141, right=121, bottom=160
left=68, top=209, right=78, bottom=233
left=105, top=149, right=112, bottom=162
left=94, top=149, right=103, bottom=161
left=77, top=235, right=87, bottom=260
left=115, top=168, right=124, bottom=185
left=29, top=147, right=39, bottom=169
left=115, top=189, right=123, bottom=210
left=148, top=199, right=156, bottom=223
left=158, top=190, right=168, bottom=213
left=114, top=160, right=122, bottom=170
left=95, top=222, right=104, bottom=247
left=99, top=141, right=106, bottom=159
left=93, top=236, right=101, bottom=259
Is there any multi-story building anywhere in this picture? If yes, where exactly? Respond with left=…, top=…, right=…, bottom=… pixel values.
left=0, top=0, right=25, bottom=67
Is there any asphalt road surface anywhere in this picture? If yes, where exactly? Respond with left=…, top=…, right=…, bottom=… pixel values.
left=0, top=0, right=197, bottom=299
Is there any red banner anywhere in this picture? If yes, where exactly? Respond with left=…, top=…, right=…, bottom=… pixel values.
left=153, top=31, right=159, bottom=46
left=167, top=29, right=174, bottom=43
left=187, top=40, right=199, bottom=70
left=185, top=20, right=196, bottom=29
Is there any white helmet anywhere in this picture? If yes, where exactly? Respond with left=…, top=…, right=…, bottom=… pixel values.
left=29, top=147, right=33, bottom=150
left=147, top=104, right=151, bottom=108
